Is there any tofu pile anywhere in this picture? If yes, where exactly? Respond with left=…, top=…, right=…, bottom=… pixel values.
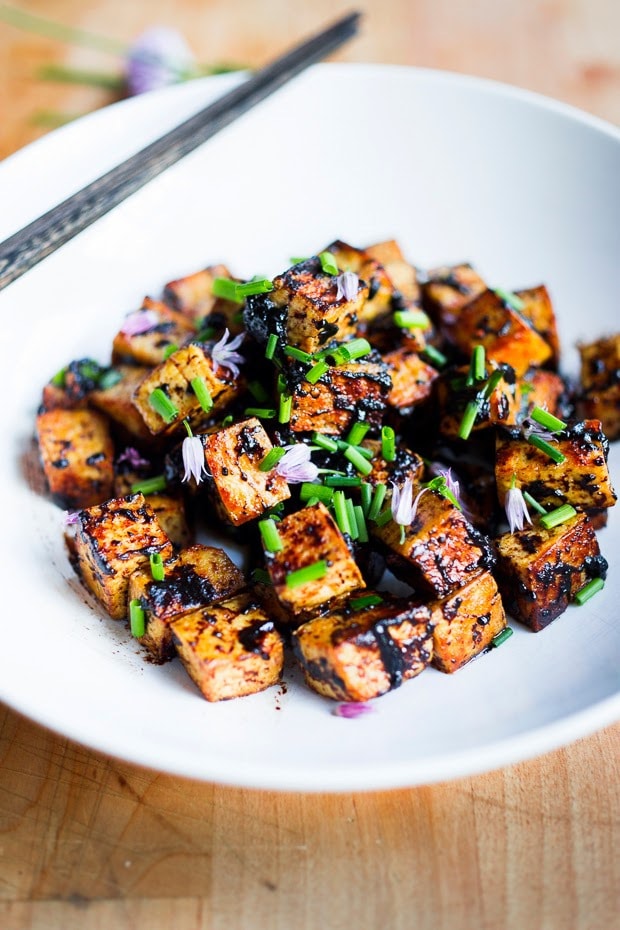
left=36, top=241, right=618, bottom=704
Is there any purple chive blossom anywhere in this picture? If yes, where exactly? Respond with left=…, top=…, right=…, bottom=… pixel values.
left=63, top=510, right=80, bottom=526
left=521, top=419, right=557, bottom=443
left=120, top=309, right=159, bottom=336
left=430, top=463, right=462, bottom=506
left=391, top=477, right=427, bottom=527
left=125, top=27, right=195, bottom=96
left=276, top=444, right=319, bottom=484
left=210, top=328, right=245, bottom=379
left=117, top=447, right=151, bottom=470
left=181, top=436, right=207, bottom=485
left=332, top=702, right=374, bottom=719
left=336, top=271, right=359, bottom=301
left=505, top=486, right=532, bottom=533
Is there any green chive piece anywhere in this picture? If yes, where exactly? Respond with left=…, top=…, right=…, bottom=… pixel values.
left=319, top=251, right=339, bottom=275
left=349, top=444, right=373, bottom=461
left=350, top=594, right=384, bottom=611
left=482, top=369, right=504, bottom=400
left=251, top=568, right=272, bottom=586
left=150, top=553, right=165, bottom=582
left=574, top=577, right=605, bottom=606
left=148, top=388, right=179, bottom=423
left=361, top=482, right=373, bottom=517
left=221, top=415, right=234, bottom=427
left=129, top=599, right=146, bottom=638
left=163, top=344, right=179, bottom=360
left=305, top=495, right=321, bottom=507
left=393, top=309, right=430, bottom=329
left=259, top=447, right=286, bottom=472
left=312, top=432, right=339, bottom=453
left=368, top=483, right=387, bottom=522
left=97, top=368, right=123, bottom=390
left=265, top=333, right=278, bottom=360
left=50, top=366, right=68, bottom=388
left=523, top=491, right=547, bottom=516
left=284, top=345, right=313, bottom=364
left=248, top=380, right=269, bottom=403
left=346, top=497, right=359, bottom=540
left=539, top=504, right=577, bottom=530
left=306, top=360, right=329, bottom=384
left=354, top=504, right=369, bottom=543
left=527, top=434, right=566, bottom=464
left=333, top=491, right=352, bottom=536
left=244, top=407, right=276, bottom=419
left=467, top=345, right=486, bottom=385
left=195, top=325, right=215, bottom=342
left=344, top=445, right=373, bottom=476
left=285, top=560, right=327, bottom=588
left=491, top=627, right=513, bottom=648
left=381, top=425, right=396, bottom=462
left=236, top=278, right=274, bottom=298
left=346, top=421, right=370, bottom=446
left=131, top=475, right=167, bottom=495
left=259, top=518, right=284, bottom=553
left=520, top=382, right=535, bottom=395
left=421, top=345, right=448, bottom=368
left=494, top=288, right=525, bottom=312
left=426, top=476, right=462, bottom=511
left=337, top=338, right=372, bottom=362
left=212, top=277, right=243, bottom=303
left=290, top=256, right=308, bottom=265
left=190, top=376, right=213, bottom=413
left=374, top=507, right=393, bottom=527
left=323, top=475, right=363, bottom=488
left=458, top=401, right=479, bottom=440
left=530, top=405, right=567, bottom=433
left=278, top=393, right=293, bottom=424
left=300, top=483, right=333, bottom=504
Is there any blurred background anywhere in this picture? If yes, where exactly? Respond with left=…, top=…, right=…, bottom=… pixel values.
left=1, top=0, right=620, bottom=158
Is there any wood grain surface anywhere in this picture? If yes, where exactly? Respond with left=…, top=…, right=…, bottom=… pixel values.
left=1, top=2, right=619, bottom=928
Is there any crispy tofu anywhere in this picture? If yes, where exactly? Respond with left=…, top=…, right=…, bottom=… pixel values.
left=516, top=285, right=561, bottom=367
left=422, top=263, right=487, bottom=339
left=113, top=473, right=192, bottom=549
left=36, top=408, right=114, bottom=509
left=495, top=421, right=617, bottom=511
left=292, top=594, right=434, bottom=702
left=129, top=545, right=245, bottom=662
left=429, top=570, right=506, bottom=673
left=163, top=264, right=241, bottom=329
left=520, top=370, right=569, bottom=419
left=578, top=334, right=620, bottom=441
left=171, top=592, right=284, bottom=701
left=132, top=342, right=239, bottom=436
left=383, top=347, right=439, bottom=413
left=89, top=365, right=153, bottom=441
left=365, top=239, right=421, bottom=306
left=495, top=512, right=606, bottom=631
left=265, top=503, right=365, bottom=616
left=362, top=440, right=425, bottom=489
left=371, top=488, right=495, bottom=598
left=41, top=358, right=103, bottom=411
left=436, top=363, right=521, bottom=438
left=323, top=239, right=394, bottom=325
left=452, top=289, right=553, bottom=376
left=112, top=298, right=195, bottom=366
left=74, top=493, right=174, bottom=619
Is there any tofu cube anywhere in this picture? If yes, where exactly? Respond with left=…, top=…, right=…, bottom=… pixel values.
left=163, top=264, right=240, bottom=327
left=516, top=285, right=561, bottom=368
left=265, top=503, right=365, bottom=616
left=436, top=364, right=521, bottom=438
left=362, top=440, right=425, bottom=489
left=520, top=370, right=568, bottom=420
left=90, top=365, right=153, bottom=441
left=429, top=570, right=506, bottom=673
left=112, top=298, right=195, bottom=366
left=578, top=334, right=620, bottom=441
left=74, top=493, right=174, bottom=619
left=422, top=263, right=487, bottom=339
left=323, top=239, right=394, bottom=325
left=495, top=512, right=606, bottom=630
left=495, top=420, right=617, bottom=511
left=203, top=418, right=291, bottom=526
left=171, top=593, right=284, bottom=701
left=365, top=239, right=421, bottom=306
left=383, top=347, right=439, bottom=413
left=292, top=595, right=434, bottom=702
left=129, top=544, right=245, bottom=662
left=36, top=408, right=114, bottom=509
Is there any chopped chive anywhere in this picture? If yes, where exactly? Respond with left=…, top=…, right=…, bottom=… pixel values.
left=251, top=568, right=272, bottom=586
left=328, top=348, right=349, bottom=366
left=349, top=444, right=373, bottom=461
left=458, top=401, right=479, bottom=440
left=259, top=518, right=283, bottom=553
left=333, top=491, right=352, bottom=536
left=574, top=577, right=605, bottom=605
left=244, top=407, right=276, bottom=419
left=426, top=475, right=462, bottom=511
left=319, top=251, right=339, bottom=275
left=381, top=425, right=396, bottom=462
left=482, top=369, right=504, bottom=399
left=131, top=474, right=167, bottom=495
left=344, top=445, right=373, bottom=476
left=523, top=491, right=547, bottom=516
left=527, top=434, right=566, bottom=464
left=346, top=421, right=370, bottom=446
left=276, top=374, right=288, bottom=395
left=221, top=415, right=234, bottom=427
left=421, top=345, right=448, bottom=368
left=346, top=497, right=359, bottom=540
left=393, top=309, right=430, bottom=329
left=286, top=560, right=327, bottom=588
left=248, top=380, right=269, bottom=403
left=195, top=325, right=215, bottom=342
left=290, top=256, right=308, bottom=265
left=79, top=361, right=100, bottom=381
left=520, top=382, right=535, bottom=395
left=360, top=482, right=373, bottom=517
left=305, top=495, right=321, bottom=507
left=212, top=277, right=243, bottom=303
left=259, top=447, right=286, bottom=472
left=129, top=599, right=145, bottom=638
left=312, top=432, right=339, bottom=453
left=278, top=392, right=292, bottom=424
left=354, top=504, right=368, bottom=543
left=148, top=388, right=178, bottom=423
left=466, top=345, right=486, bottom=386
left=491, top=627, right=513, bottom=648
left=374, top=507, right=393, bottom=527
left=97, top=368, right=123, bottom=390
left=368, top=483, right=387, bottom=521
left=530, top=405, right=567, bottom=433
left=190, top=376, right=213, bottom=413
left=494, top=288, right=525, bottom=312
left=306, top=360, right=329, bottom=384
left=265, top=333, right=278, bottom=359
left=50, top=366, right=67, bottom=387
left=300, top=482, right=333, bottom=504
left=540, top=504, right=577, bottom=530
left=350, top=594, right=383, bottom=611
left=284, top=345, right=313, bottom=364
left=150, top=553, right=165, bottom=581
left=337, top=338, right=372, bottom=362
left=323, top=475, right=363, bottom=488
left=163, top=343, right=179, bottom=360
left=236, top=278, right=274, bottom=298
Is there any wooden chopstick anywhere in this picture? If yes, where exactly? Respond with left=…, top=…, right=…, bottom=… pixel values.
left=0, top=11, right=361, bottom=293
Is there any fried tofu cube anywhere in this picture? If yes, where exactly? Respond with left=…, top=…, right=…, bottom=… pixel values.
left=132, top=342, right=238, bottom=436
left=163, top=264, right=240, bottom=328
left=495, top=421, right=617, bottom=511
left=429, top=570, right=506, bottom=673
left=422, top=263, right=487, bottom=339
left=143, top=494, right=192, bottom=548
left=324, top=239, right=394, bottom=325
left=41, top=358, right=103, bottom=411
left=112, top=298, right=195, bottom=366
left=292, top=595, right=434, bottom=702
left=436, top=364, right=521, bottom=438
left=203, top=418, right=290, bottom=526
left=383, top=347, right=439, bottom=413
left=129, top=544, right=245, bottom=662
left=495, top=513, right=606, bottom=630
left=289, top=354, right=391, bottom=434
left=74, top=493, right=174, bottom=619
left=362, top=440, right=425, bottom=489
left=171, top=593, right=284, bottom=701
left=371, top=488, right=495, bottom=598
left=516, top=285, right=561, bottom=367
left=520, top=370, right=568, bottom=419
left=265, top=503, right=365, bottom=616
left=578, top=334, right=620, bottom=441
left=366, top=239, right=421, bottom=306
left=90, top=365, right=153, bottom=441
left=36, top=408, right=115, bottom=509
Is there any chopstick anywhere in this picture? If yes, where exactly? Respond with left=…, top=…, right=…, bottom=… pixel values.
left=0, top=11, right=361, bottom=293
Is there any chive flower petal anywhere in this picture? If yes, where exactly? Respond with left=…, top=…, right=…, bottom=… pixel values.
left=210, top=327, right=245, bottom=379
left=181, top=435, right=207, bottom=484
left=121, top=308, right=159, bottom=336
left=335, top=271, right=359, bottom=301
left=504, top=486, right=532, bottom=533
left=125, top=27, right=195, bottom=96
left=275, top=444, right=319, bottom=484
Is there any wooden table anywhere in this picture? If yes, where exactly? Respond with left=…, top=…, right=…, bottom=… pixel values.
left=1, top=2, right=619, bottom=928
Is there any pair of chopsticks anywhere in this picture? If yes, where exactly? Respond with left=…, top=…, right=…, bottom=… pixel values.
left=0, top=11, right=361, bottom=293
